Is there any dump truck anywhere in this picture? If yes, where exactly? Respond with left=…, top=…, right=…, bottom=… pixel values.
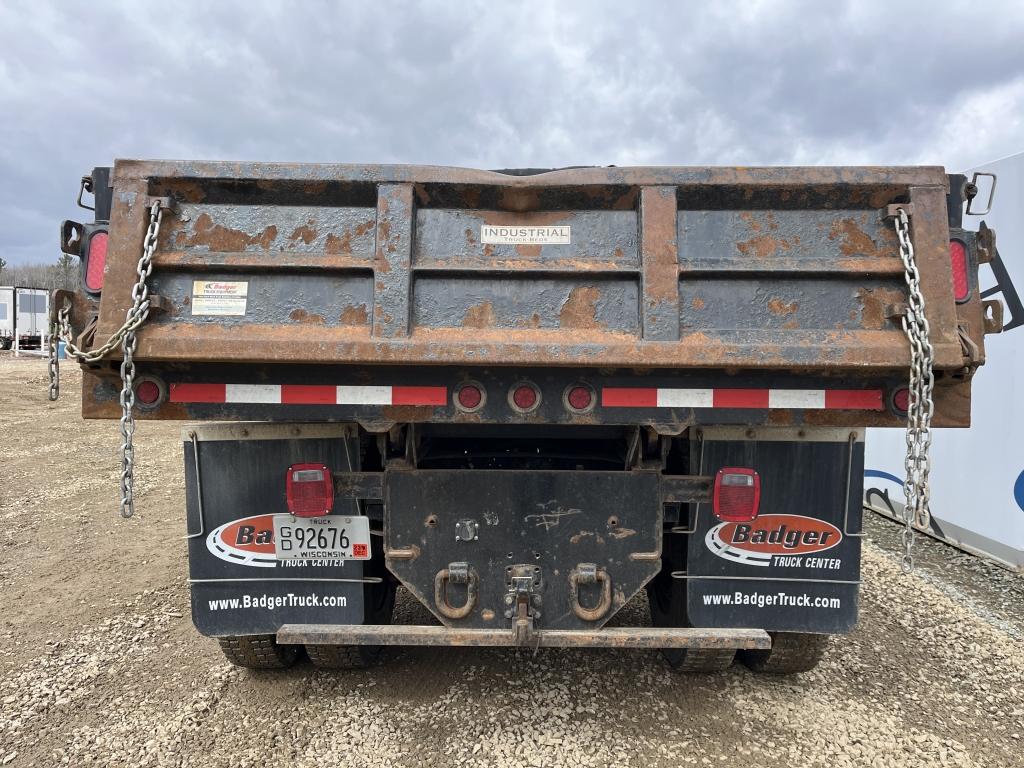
left=53, top=161, right=1021, bottom=673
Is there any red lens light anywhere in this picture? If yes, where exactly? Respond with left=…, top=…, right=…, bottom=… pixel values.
left=457, top=384, right=482, bottom=410
left=512, top=384, right=538, bottom=411
left=567, top=385, right=593, bottom=411
left=712, top=468, right=761, bottom=522
left=892, top=388, right=910, bottom=413
left=950, top=239, right=969, bottom=302
left=285, top=463, right=334, bottom=518
left=85, top=231, right=108, bottom=293
left=135, top=380, right=160, bottom=405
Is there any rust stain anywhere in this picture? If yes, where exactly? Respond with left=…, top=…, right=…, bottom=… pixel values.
left=740, top=211, right=762, bottom=233
left=829, top=218, right=888, bottom=258
left=289, top=308, right=325, bottom=325
left=691, top=296, right=706, bottom=311
left=288, top=221, right=317, bottom=244
left=340, top=304, right=369, bottom=325
left=767, top=298, right=798, bottom=316
left=857, top=286, right=904, bottom=329
left=463, top=302, right=496, bottom=329
left=355, top=220, right=374, bottom=237
left=181, top=213, right=277, bottom=251
left=559, top=286, right=603, bottom=329
left=736, top=234, right=792, bottom=258
left=465, top=227, right=476, bottom=247
left=515, top=312, right=542, bottom=329
left=570, top=531, right=595, bottom=545
left=325, top=231, right=352, bottom=254
left=609, top=527, right=636, bottom=539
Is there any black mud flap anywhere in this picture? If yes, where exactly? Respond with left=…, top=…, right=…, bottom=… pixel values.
left=686, top=429, right=862, bottom=634
left=185, top=424, right=365, bottom=637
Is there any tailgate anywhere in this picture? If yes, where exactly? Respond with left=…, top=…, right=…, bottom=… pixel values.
left=96, top=162, right=965, bottom=372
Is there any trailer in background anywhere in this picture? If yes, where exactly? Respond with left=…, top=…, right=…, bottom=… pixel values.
left=0, top=286, right=50, bottom=351
left=865, top=152, right=1024, bottom=572
left=0, top=286, right=12, bottom=349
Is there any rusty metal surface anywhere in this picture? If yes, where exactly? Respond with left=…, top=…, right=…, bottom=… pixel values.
left=275, top=622, right=771, bottom=649
left=81, top=161, right=978, bottom=381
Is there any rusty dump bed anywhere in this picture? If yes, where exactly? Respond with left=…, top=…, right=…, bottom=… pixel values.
left=75, top=161, right=991, bottom=427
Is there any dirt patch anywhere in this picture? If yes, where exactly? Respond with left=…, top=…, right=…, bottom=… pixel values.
left=0, top=356, right=1021, bottom=767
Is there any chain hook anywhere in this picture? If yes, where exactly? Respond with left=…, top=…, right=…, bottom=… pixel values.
left=891, top=207, right=935, bottom=573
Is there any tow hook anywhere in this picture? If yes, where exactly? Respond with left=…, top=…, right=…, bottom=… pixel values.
left=569, top=564, right=612, bottom=622
left=505, top=565, right=542, bottom=645
left=434, top=562, right=477, bottom=620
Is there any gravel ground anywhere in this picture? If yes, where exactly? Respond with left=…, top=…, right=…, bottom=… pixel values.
left=1, top=355, right=1022, bottom=767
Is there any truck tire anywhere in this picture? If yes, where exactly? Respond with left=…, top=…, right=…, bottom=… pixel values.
left=739, top=632, right=830, bottom=674
left=306, top=644, right=384, bottom=670
left=646, top=540, right=736, bottom=672
left=305, top=577, right=397, bottom=670
left=218, top=635, right=299, bottom=670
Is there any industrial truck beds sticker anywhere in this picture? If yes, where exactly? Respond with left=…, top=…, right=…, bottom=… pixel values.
left=191, top=280, right=248, bottom=316
left=480, top=225, right=571, bottom=245
left=705, top=514, right=843, bottom=569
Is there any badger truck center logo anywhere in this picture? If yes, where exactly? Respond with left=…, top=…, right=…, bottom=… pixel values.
left=705, top=514, right=843, bottom=567
left=206, top=514, right=278, bottom=568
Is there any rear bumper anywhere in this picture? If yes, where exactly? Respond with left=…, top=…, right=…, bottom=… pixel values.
left=277, top=623, right=771, bottom=650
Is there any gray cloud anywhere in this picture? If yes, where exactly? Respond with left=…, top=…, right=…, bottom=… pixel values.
left=1, top=0, right=1023, bottom=264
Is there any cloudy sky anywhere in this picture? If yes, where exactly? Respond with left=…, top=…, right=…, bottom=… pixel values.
left=1, top=0, right=1023, bottom=265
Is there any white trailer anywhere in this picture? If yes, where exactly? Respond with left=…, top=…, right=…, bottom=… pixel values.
left=0, top=286, right=14, bottom=350
left=16, top=287, right=48, bottom=349
left=0, top=286, right=49, bottom=351
left=865, top=152, right=1024, bottom=571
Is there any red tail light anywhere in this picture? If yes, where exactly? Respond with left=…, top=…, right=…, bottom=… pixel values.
left=510, top=382, right=540, bottom=412
left=285, top=463, right=334, bottom=518
left=713, top=468, right=761, bottom=522
left=892, top=387, right=910, bottom=414
left=135, top=379, right=161, bottom=405
left=565, top=384, right=595, bottom=413
left=950, top=239, right=969, bottom=302
left=84, top=230, right=108, bottom=294
left=456, top=383, right=484, bottom=412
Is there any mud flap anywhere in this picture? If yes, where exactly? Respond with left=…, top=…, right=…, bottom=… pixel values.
left=686, top=428, right=862, bottom=634
left=184, top=424, right=365, bottom=637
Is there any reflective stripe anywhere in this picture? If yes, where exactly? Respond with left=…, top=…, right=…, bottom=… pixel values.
left=768, top=389, right=826, bottom=409
left=603, top=387, right=885, bottom=411
left=656, top=388, right=714, bottom=408
left=335, top=385, right=392, bottom=405
left=225, top=384, right=280, bottom=403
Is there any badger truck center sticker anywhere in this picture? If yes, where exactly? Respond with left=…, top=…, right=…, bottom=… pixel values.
left=705, top=514, right=843, bottom=569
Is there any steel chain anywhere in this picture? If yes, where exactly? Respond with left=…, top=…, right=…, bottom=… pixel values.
left=892, top=208, right=935, bottom=573
left=47, top=321, right=59, bottom=400
left=47, top=200, right=165, bottom=518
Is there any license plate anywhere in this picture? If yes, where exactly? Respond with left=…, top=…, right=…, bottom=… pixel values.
left=272, top=515, right=371, bottom=561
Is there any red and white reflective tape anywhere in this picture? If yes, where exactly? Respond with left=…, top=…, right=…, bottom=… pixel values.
left=601, top=387, right=884, bottom=410
left=169, top=383, right=447, bottom=406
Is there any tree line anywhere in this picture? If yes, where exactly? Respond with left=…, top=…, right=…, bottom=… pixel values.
left=0, top=255, right=82, bottom=291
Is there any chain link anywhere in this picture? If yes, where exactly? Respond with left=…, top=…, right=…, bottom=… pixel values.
left=47, top=321, right=59, bottom=401
left=48, top=200, right=165, bottom=518
left=892, top=208, right=935, bottom=573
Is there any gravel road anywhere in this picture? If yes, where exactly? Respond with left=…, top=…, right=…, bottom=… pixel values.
left=1, top=355, right=1022, bottom=767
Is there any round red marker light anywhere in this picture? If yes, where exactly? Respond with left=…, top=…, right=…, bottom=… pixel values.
left=566, top=385, right=593, bottom=412
left=136, top=380, right=161, bottom=405
left=457, top=384, right=483, bottom=410
left=512, top=384, right=538, bottom=411
left=892, top=387, right=910, bottom=413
